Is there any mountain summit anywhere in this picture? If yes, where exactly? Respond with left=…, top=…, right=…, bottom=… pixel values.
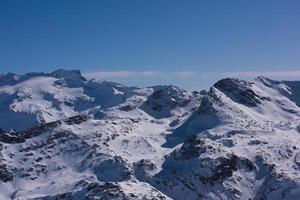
left=1, top=70, right=300, bottom=200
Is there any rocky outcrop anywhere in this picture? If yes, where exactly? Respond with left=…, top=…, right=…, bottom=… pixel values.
left=141, top=86, right=194, bottom=118
left=214, top=78, right=271, bottom=107
left=0, top=115, right=88, bottom=144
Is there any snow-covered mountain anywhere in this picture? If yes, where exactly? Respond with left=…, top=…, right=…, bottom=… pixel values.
left=1, top=69, right=300, bottom=199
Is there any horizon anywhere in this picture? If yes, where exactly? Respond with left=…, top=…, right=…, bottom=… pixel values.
left=1, top=0, right=300, bottom=90
left=1, top=68, right=300, bottom=91
left=1, top=1, right=300, bottom=198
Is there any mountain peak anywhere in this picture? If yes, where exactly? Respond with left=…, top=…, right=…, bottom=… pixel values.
left=50, top=69, right=86, bottom=81
left=0, top=72, right=20, bottom=86
left=255, top=76, right=283, bottom=87
left=50, top=69, right=86, bottom=87
left=1, top=71, right=300, bottom=199
left=213, top=77, right=270, bottom=107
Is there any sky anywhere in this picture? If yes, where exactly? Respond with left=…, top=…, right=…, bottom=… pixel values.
left=0, top=0, right=300, bottom=90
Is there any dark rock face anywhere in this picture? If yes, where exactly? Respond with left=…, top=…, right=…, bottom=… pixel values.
left=163, top=95, right=220, bottom=148
left=198, top=155, right=239, bottom=182
left=297, top=125, right=300, bottom=133
left=0, top=133, right=25, bottom=143
left=171, top=136, right=255, bottom=178
left=221, top=139, right=235, bottom=147
left=253, top=155, right=297, bottom=200
left=248, top=140, right=268, bottom=145
left=283, top=81, right=300, bottom=107
left=0, top=162, right=14, bottom=182
left=134, top=159, right=157, bottom=181
left=0, top=144, right=14, bottom=182
left=92, top=156, right=132, bottom=182
left=0, top=115, right=88, bottom=144
left=294, top=153, right=300, bottom=169
left=50, top=69, right=87, bottom=87
left=135, top=159, right=156, bottom=170
left=196, top=96, right=217, bottom=115
left=141, top=86, right=191, bottom=118
left=0, top=121, right=62, bottom=144
left=214, top=78, right=271, bottom=107
left=64, top=114, right=88, bottom=125
left=0, top=150, right=14, bottom=182
left=15, top=181, right=126, bottom=200
left=173, top=135, right=215, bottom=160
left=32, top=181, right=167, bottom=200
left=152, top=136, right=256, bottom=199
left=119, top=104, right=134, bottom=111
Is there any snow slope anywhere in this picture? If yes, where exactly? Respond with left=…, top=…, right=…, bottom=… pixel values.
left=1, top=70, right=300, bottom=199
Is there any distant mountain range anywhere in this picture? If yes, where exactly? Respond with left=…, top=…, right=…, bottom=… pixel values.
left=1, top=69, right=300, bottom=199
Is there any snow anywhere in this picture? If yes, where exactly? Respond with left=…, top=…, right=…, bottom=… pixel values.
left=1, top=70, right=300, bottom=199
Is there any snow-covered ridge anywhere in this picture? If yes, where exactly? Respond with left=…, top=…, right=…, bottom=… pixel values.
left=0, top=69, right=86, bottom=86
left=1, top=69, right=300, bottom=199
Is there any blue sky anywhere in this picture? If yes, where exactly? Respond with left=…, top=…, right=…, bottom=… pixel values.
left=0, top=0, right=300, bottom=90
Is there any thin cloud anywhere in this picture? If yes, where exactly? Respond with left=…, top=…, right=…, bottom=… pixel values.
left=83, top=70, right=300, bottom=82
left=175, top=71, right=197, bottom=78
left=140, top=71, right=161, bottom=77
left=224, top=70, right=300, bottom=78
left=83, top=71, right=160, bottom=79
left=84, top=70, right=199, bottom=80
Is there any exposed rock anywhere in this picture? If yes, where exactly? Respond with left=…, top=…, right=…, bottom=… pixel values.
left=50, top=69, right=87, bottom=87
left=0, top=163, right=14, bottom=182
left=1, top=72, right=300, bottom=200
left=141, top=86, right=193, bottom=118
left=214, top=78, right=271, bottom=107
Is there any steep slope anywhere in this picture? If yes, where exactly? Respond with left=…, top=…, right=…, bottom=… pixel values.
left=148, top=77, right=300, bottom=199
left=0, top=70, right=140, bottom=131
left=0, top=115, right=171, bottom=200
left=1, top=70, right=300, bottom=200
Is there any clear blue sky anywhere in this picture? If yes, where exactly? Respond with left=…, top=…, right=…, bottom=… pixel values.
left=0, top=0, right=300, bottom=90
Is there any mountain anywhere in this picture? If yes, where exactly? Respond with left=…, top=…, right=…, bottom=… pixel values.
left=0, top=69, right=300, bottom=200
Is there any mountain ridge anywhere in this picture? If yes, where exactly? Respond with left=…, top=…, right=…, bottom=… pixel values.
left=1, top=69, right=300, bottom=199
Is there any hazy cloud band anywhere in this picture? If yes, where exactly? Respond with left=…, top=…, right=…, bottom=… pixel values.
left=84, top=70, right=300, bottom=80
